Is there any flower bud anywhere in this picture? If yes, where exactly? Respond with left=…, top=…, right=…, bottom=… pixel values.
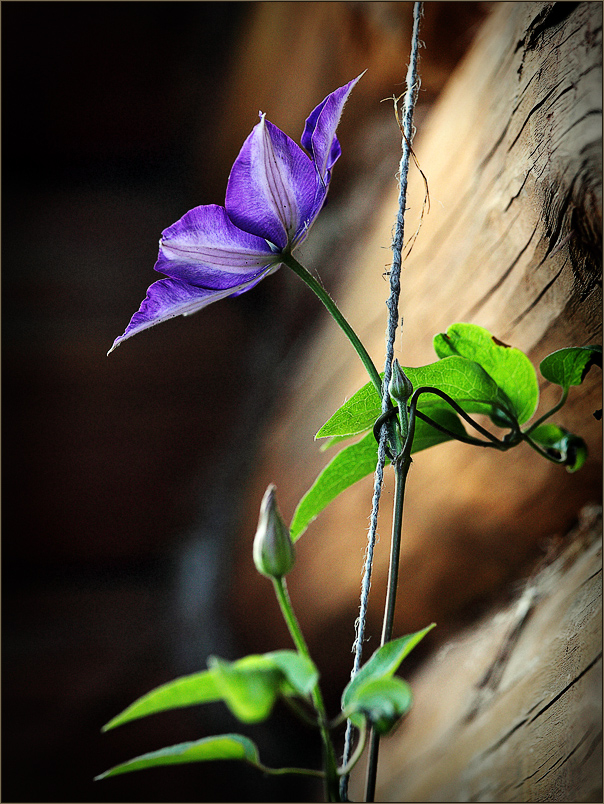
left=389, top=359, right=414, bottom=408
left=253, top=484, right=295, bottom=579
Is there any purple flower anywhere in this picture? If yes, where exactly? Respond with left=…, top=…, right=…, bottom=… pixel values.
left=109, top=73, right=364, bottom=354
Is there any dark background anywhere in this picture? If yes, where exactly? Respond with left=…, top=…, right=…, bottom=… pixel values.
left=3, top=3, right=303, bottom=801
left=2, top=3, right=490, bottom=801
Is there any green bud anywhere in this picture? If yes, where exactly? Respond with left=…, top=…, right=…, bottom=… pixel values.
left=389, top=359, right=414, bottom=408
left=389, top=360, right=413, bottom=442
left=253, top=484, right=296, bottom=579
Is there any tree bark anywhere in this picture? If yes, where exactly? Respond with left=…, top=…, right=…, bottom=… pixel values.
left=360, top=507, right=602, bottom=802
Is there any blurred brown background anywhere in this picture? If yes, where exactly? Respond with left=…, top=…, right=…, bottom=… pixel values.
left=2, top=2, right=489, bottom=801
left=5, top=2, right=599, bottom=803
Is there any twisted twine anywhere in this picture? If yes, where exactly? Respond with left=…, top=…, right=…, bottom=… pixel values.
left=340, top=3, right=423, bottom=798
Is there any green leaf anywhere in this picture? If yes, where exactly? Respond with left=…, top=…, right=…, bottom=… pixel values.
left=529, top=424, right=588, bottom=472
left=341, top=625, right=435, bottom=728
left=103, top=651, right=316, bottom=732
left=343, top=676, right=413, bottom=735
left=209, top=656, right=281, bottom=722
left=293, top=406, right=468, bottom=540
left=258, top=650, right=319, bottom=698
left=298, top=352, right=513, bottom=542
left=207, top=651, right=318, bottom=722
left=291, top=431, right=381, bottom=541
left=316, top=378, right=383, bottom=439
left=434, top=323, right=538, bottom=425
left=412, top=404, right=468, bottom=451
left=95, top=733, right=259, bottom=780
left=319, top=434, right=354, bottom=451
left=102, top=671, right=221, bottom=731
left=540, top=345, right=602, bottom=389
left=406, top=356, right=512, bottom=423
left=317, top=356, right=512, bottom=441
left=209, top=651, right=313, bottom=723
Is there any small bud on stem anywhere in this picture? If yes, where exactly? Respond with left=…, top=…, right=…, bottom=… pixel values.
left=253, top=484, right=296, bottom=579
left=389, top=359, right=414, bottom=439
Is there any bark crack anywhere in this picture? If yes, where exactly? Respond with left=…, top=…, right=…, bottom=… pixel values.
left=524, top=3, right=580, bottom=51
left=534, top=725, right=599, bottom=783
left=467, top=226, right=538, bottom=318
left=509, top=259, right=567, bottom=330
left=528, top=652, right=603, bottom=723
left=507, top=78, right=566, bottom=153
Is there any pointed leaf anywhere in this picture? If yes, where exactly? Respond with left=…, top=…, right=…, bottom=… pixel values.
left=102, top=671, right=221, bottom=731
left=341, top=625, right=435, bottom=716
left=540, top=345, right=602, bottom=389
left=264, top=650, right=319, bottom=697
left=103, top=651, right=316, bottom=733
left=316, top=379, right=382, bottom=439
left=95, top=734, right=259, bottom=780
left=343, top=676, right=413, bottom=734
left=529, top=424, right=588, bottom=472
left=291, top=431, right=381, bottom=541
left=434, top=323, right=538, bottom=424
left=205, top=651, right=318, bottom=722
left=319, top=433, right=354, bottom=451
left=316, top=356, right=512, bottom=441
left=208, top=656, right=282, bottom=723
left=294, top=407, right=468, bottom=540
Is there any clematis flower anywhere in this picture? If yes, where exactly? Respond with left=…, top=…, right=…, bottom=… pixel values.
left=109, top=73, right=364, bottom=354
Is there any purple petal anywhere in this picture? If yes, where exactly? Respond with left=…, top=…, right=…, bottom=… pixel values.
left=225, top=115, right=322, bottom=250
left=159, top=204, right=277, bottom=274
left=301, top=73, right=364, bottom=181
left=156, top=255, right=275, bottom=290
left=108, top=273, right=274, bottom=354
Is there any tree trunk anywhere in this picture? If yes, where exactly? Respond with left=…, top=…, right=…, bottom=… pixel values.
left=360, top=507, right=602, bottom=803
left=356, top=8, right=602, bottom=798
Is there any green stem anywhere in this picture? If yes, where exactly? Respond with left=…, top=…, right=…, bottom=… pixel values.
left=337, top=719, right=367, bottom=777
left=412, top=387, right=511, bottom=447
left=522, top=434, right=569, bottom=464
left=415, top=408, right=502, bottom=448
left=523, top=387, right=569, bottom=435
left=283, top=254, right=383, bottom=398
left=272, top=577, right=341, bottom=801
left=364, top=454, right=410, bottom=802
left=282, top=696, right=321, bottom=728
left=252, top=760, right=325, bottom=779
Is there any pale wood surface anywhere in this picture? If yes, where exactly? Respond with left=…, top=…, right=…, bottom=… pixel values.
left=357, top=506, right=602, bottom=803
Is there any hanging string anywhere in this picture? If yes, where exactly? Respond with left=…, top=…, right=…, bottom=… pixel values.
left=340, top=3, right=423, bottom=798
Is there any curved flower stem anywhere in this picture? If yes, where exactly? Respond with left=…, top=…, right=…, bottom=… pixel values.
left=365, top=450, right=412, bottom=802
left=337, top=719, right=367, bottom=778
left=411, top=387, right=513, bottom=447
left=252, top=761, right=325, bottom=779
left=374, top=405, right=496, bottom=454
left=272, top=577, right=340, bottom=802
left=283, top=253, right=383, bottom=398
left=373, top=386, right=522, bottom=458
left=523, top=387, right=569, bottom=436
left=282, top=695, right=321, bottom=728
left=414, top=409, right=501, bottom=448
left=521, top=433, right=569, bottom=464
